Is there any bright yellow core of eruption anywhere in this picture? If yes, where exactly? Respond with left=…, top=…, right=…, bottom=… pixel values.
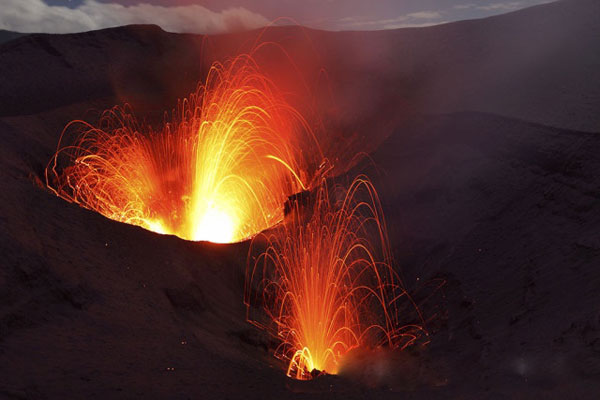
left=46, top=56, right=316, bottom=243
left=193, top=205, right=235, bottom=243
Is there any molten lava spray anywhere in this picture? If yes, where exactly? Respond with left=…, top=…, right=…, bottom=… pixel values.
left=46, top=55, right=320, bottom=243
left=245, top=176, right=425, bottom=380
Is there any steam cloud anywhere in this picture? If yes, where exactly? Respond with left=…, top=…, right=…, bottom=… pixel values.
left=0, top=0, right=270, bottom=34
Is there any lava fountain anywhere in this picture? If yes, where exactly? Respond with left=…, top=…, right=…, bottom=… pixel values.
left=245, top=176, right=426, bottom=380
left=46, top=55, right=320, bottom=243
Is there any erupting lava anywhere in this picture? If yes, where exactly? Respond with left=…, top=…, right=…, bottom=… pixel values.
left=46, top=39, right=423, bottom=380
left=46, top=55, right=319, bottom=243
left=245, top=176, right=425, bottom=380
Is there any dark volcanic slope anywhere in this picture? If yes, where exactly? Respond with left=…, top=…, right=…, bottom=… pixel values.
left=372, top=112, right=600, bottom=398
left=0, top=25, right=205, bottom=119
left=1, top=0, right=600, bottom=399
left=0, top=30, right=25, bottom=45
left=0, top=0, right=599, bottom=131
left=307, top=0, right=600, bottom=133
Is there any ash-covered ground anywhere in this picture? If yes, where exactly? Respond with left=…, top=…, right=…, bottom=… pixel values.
left=1, top=0, right=600, bottom=398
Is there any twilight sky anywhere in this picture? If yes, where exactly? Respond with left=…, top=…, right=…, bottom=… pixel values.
left=1, top=0, right=556, bottom=34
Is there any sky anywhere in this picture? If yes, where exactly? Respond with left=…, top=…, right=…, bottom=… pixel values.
left=1, top=0, right=556, bottom=34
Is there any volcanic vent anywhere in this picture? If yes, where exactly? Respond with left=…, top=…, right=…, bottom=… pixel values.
left=46, top=54, right=321, bottom=243
left=246, top=176, right=426, bottom=379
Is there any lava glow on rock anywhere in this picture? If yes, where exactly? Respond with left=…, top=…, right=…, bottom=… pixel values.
left=245, top=176, right=426, bottom=379
left=46, top=55, right=318, bottom=243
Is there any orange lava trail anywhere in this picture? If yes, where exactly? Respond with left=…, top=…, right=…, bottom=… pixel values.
left=245, top=176, right=426, bottom=380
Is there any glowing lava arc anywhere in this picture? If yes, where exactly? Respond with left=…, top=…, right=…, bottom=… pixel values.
left=46, top=55, right=321, bottom=243
left=245, top=176, right=426, bottom=380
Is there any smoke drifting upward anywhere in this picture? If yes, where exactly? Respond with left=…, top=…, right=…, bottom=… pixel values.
left=0, top=0, right=269, bottom=34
